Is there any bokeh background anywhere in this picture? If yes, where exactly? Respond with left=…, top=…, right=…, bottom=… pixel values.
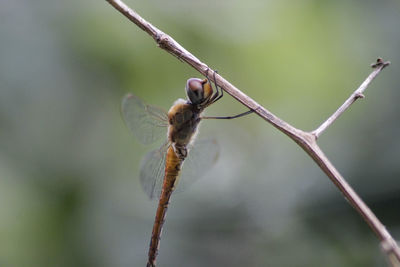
left=1, top=0, right=400, bottom=266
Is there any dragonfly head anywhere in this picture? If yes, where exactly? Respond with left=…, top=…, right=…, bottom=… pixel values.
left=186, top=78, right=213, bottom=106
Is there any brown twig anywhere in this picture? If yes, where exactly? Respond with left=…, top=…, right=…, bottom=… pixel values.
left=312, top=58, right=391, bottom=138
left=106, top=0, right=400, bottom=265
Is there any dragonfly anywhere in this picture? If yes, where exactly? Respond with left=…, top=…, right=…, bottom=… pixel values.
left=121, top=73, right=253, bottom=267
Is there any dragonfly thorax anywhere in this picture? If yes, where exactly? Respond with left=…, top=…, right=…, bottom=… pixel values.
left=168, top=99, right=202, bottom=159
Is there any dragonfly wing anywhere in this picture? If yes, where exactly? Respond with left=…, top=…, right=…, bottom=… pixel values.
left=140, top=143, right=169, bottom=200
left=121, top=93, right=169, bottom=145
left=175, top=138, right=219, bottom=193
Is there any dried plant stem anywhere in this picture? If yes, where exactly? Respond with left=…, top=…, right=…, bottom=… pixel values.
left=312, top=58, right=390, bottom=138
left=106, top=0, right=400, bottom=265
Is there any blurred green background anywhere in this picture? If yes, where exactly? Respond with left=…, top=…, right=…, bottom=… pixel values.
left=1, top=0, right=400, bottom=266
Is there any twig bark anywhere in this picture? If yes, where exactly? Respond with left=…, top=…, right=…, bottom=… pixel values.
left=106, top=0, right=400, bottom=265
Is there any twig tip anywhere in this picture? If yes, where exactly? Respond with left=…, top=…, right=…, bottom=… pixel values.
left=371, top=58, right=391, bottom=69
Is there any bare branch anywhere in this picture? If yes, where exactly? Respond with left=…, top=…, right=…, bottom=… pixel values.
left=106, top=0, right=306, bottom=143
left=312, top=58, right=391, bottom=138
left=106, top=0, right=400, bottom=265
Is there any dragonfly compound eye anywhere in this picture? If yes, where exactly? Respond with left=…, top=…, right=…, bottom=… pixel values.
left=186, top=78, right=205, bottom=104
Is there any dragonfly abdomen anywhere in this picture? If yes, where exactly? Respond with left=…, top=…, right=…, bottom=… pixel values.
left=148, top=145, right=183, bottom=267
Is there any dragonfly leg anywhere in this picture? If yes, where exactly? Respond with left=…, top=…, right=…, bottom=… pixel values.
left=206, top=69, right=223, bottom=105
left=212, top=70, right=223, bottom=103
left=201, top=109, right=255, bottom=120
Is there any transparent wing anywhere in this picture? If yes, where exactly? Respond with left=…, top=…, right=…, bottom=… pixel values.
left=121, top=93, right=169, bottom=145
left=140, top=142, right=169, bottom=200
left=139, top=139, right=219, bottom=200
left=175, top=138, right=220, bottom=193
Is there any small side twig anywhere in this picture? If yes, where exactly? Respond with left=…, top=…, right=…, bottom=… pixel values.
left=106, top=1, right=400, bottom=265
left=312, top=58, right=391, bottom=138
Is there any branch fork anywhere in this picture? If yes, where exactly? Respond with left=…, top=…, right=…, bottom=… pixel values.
left=106, top=1, right=399, bottom=265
